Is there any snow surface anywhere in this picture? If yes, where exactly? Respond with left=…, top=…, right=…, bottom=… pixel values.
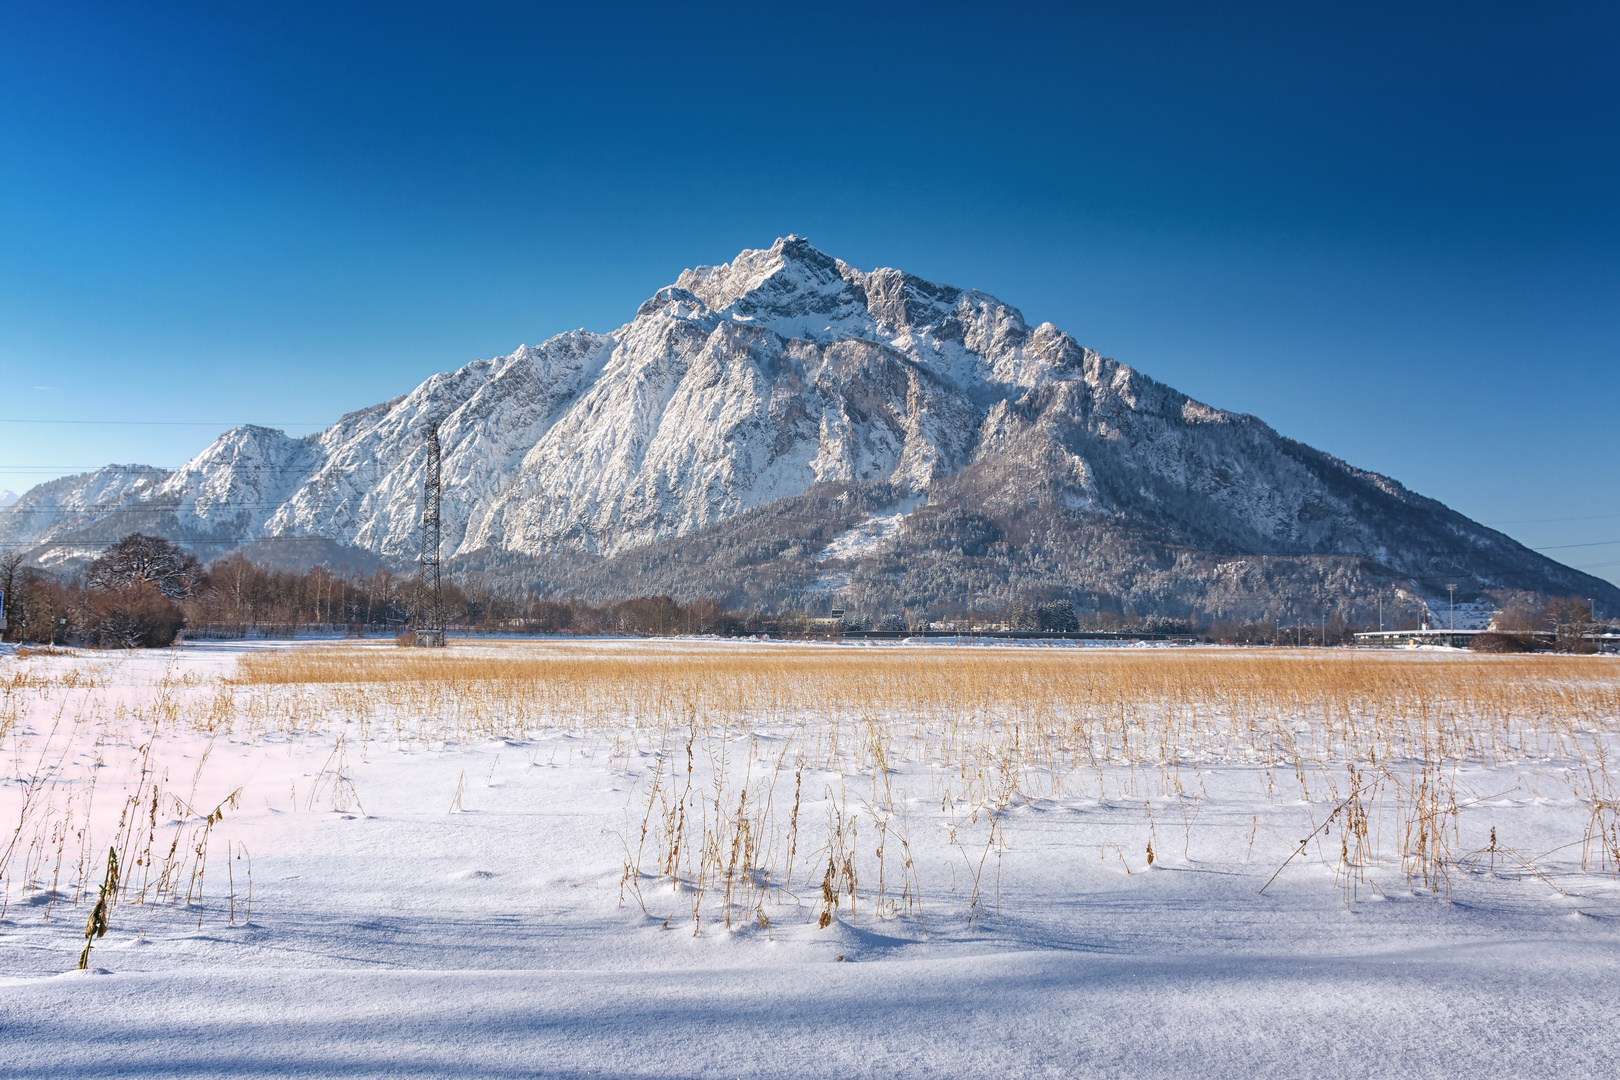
left=0, top=489, right=17, bottom=508
left=1417, top=598, right=1497, bottom=631
left=806, top=569, right=851, bottom=596
left=816, top=496, right=926, bottom=563
left=3, top=641, right=1618, bottom=1078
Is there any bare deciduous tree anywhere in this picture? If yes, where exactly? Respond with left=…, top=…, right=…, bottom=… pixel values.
left=86, top=534, right=202, bottom=600
left=1545, top=595, right=1599, bottom=653
left=0, top=549, right=23, bottom=641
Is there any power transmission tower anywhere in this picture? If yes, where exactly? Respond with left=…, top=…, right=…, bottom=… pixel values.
left=418, top=421, right=446, bottom=647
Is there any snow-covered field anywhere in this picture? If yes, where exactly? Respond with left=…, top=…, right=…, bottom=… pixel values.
left=3, top=639, right=1618, bottom=1079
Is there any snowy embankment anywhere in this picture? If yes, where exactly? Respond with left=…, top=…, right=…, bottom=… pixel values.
left=2, top=640, right=1617, bottom=1078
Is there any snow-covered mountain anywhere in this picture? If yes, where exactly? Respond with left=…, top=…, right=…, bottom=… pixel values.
left=0, top=466, right=170, bottom=557
left=2, top=237, right=1613, bottom=614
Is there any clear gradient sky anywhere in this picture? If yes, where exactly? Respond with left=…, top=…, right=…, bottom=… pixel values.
left=2, top=2, right=1616, bottom=585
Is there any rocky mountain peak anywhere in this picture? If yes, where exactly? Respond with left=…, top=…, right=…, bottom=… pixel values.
left=667, top=236, right=870, bottom=344
left=676, top=236, right=843, bottom=307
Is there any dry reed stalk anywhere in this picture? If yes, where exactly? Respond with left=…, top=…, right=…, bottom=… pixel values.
left=77, top=846, right=118, bottom=970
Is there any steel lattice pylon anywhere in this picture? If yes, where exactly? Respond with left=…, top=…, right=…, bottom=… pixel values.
left=417, top=421, right=446, bottom=647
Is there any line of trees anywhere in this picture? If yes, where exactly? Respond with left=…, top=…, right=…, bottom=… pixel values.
left=1479, top=591, right=1608, bottom=653
left=0, top=535, right=767, bottom=644
left=4, top=533, right=1610, bottom=651
left=3, top=534, right=1200, bottom=646
left=2, top=535, right=192, bottom=647
left=185, top=554, right=763, bottom=637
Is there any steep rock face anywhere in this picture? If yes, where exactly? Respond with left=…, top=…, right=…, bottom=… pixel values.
left=465, top=326, right=981, bottom=554
left=459, top=237, right=1094, bottom=556
left=1, top=236, right=1612, bottom=608
left=262, top=330, right=615, bottom=557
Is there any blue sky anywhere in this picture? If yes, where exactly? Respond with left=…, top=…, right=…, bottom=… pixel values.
left=2, top=1, right=1616, bottom=585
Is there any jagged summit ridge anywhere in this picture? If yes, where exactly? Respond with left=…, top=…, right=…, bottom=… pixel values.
left=454, top=237, right=1099, bottom=555
left=1, top=237, right=1612, bottom=611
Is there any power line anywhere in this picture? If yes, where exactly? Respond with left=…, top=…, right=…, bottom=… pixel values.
left=1531, top=538, right=1620, bottom=551
left=17, top=537, right=353, bottom=546
left=0, top=505, right=372, bottom=514
left=0, top=464, right=323, bottom=470
left=0, top=419, right=325, bottom=426
left=1485, top=513, right=1620, bottom=525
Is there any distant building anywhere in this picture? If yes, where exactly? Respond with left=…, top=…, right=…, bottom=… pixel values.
left=1353, top=628, right=1618, bottom=653
left=1353, top=629, right=1481, bottom=649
